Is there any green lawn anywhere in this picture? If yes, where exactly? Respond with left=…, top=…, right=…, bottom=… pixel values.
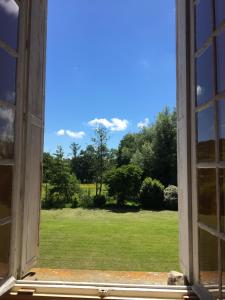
left=38, top=208, right=179, bottom=272
left=80, top=183, right=107, bottom=196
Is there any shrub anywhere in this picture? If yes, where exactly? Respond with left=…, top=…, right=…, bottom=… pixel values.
left=78, top=192, right=93, bottom=208
left=140, top=177, right=165, bottom=210
left=164, top=185, right=178, bottom=210
left=93, top=195, right=107, bottom=208
left=105, top=164, right=142, bottom=206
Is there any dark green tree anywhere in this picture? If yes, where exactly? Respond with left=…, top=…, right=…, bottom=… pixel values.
left=92, top=126, right=109, bottom=196
left=47, top=146, right=80, bottom=208
left=105, top=164, right=142, bottom=206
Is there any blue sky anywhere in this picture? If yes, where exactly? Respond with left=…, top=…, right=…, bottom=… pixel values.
left=44, top=0, right=176, bottom=155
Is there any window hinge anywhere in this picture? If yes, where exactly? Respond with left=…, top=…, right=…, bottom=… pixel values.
left=16, top=288, right=36, bottom=296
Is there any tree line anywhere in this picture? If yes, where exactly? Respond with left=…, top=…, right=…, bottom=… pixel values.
left=42, top=107, right=178, bottom=210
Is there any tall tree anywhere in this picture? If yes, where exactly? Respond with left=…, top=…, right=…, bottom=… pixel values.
left=92, top=126, right=109, bottom=196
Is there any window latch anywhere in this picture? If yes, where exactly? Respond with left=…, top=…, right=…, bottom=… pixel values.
left=99, top=289, right=109, bottom=299
left=16, top=288, right=36, bottom=296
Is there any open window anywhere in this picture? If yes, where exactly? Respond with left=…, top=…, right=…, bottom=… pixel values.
left=0, top=0, right=224, bottom=299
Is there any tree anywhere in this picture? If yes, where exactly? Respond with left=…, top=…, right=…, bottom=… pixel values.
left=46, top=146, right=80, bottom=208
left=149, top=107, right=177, bottom=186
left=117, top=134, right=137, bottom=166
left=92, top=126, right=109, bottom=196
left=43, top=152, right=54, bottom=202
left=105, top=164, right=142, bottom=206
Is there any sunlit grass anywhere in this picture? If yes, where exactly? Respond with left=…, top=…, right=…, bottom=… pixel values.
left=38, top=208, right=179, bottom=272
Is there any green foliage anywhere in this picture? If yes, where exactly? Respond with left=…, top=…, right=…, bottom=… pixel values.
left=42, top=146, right=81, bottom=209
left=93, top=194, right=107, bottom=208
left=78, top=192, right=93, bottom=208
left=140, top=177, right=165, bottom=210
left=105, top=164, right=142, bottom=206
left=164, top=185, right=178, bottom=210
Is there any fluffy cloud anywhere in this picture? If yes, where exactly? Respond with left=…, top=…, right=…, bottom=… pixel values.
left=56, top=129, right=85, bottom=139
left=137, top=118, right=149, bottom=129
left=56, top=129, right=65, bottom=136
left=0, top=0, right=19, bottom=16
left=88, top=118, right=129, bottom=132
left=66, top=130, right=85, bottom=139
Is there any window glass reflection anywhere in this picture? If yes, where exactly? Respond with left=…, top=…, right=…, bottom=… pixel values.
left=222, top=240, right=225, bottom=299
left=199, top=229, right=219, bottom=298
left=0, top=223, right=10, bottom=281
left=215, top=0, right=225, bottom=28
left=220, top=169, right=225, bottom=233
left=195, top=0, right=212, bottom=50
left=197, top=106, right=215, bottom=162
left=0, top=0, right=19, bottom=49
left=0, top=104, right=14, bottom=159
left=0, top=48, right=16, bottom=104
left=218, top=100, right=225, bottom=161
left=0, top=166, right=12, bottom=219
left=196, top=46, right=213, bottom=106
left=198, top=169, right=217, bottom=229
left=216, top=29, right=225, bottom=94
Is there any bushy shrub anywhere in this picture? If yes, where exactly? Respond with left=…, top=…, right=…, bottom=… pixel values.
left=105, top=164, right=142, bottom=206
left=78, top=192, right=93, bottom=208
left=140, top=177, right=165, bottom=210
left=93, top=195, right=107, bottom=208
left=164, top=185, right=178, bottom=210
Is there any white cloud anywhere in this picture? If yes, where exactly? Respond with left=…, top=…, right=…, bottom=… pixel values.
left=137, top=118, right=149, bottom=129
left=66, top=130, right=85, bottom=139
left=197, top=85, right=204, bottom=96
left=0, top=0, right=19, bottom=17
left=88, top=118, right=129, bottom=132
left=56, top=129, right=85, bottom=139
left=56, top=129, right=65, bottom=136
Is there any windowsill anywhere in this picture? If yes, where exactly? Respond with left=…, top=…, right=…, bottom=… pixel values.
left=27, top=268, right=169, bottom=285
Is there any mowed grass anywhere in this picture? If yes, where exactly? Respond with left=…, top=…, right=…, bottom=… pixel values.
left=38, top=208, right=179, bottom=272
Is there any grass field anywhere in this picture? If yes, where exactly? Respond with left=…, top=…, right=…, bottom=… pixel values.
left=38, top=208, right=179, bottom=272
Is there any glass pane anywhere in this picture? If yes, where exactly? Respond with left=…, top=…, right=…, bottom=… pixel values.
left=219, top=100, right=225, bottom=161
left=0, top=0, right=19, bottom=49
left=0, top=47, right=16, bottom=104
left=0, top=166, right=12, bottom=219
left=196, top=46, right=213, bottom=106
left=220, top=169, right=225, bottom=233
left=0, top=223, right=10, bottom=281
left=199, top=229, right=219, bottom=299
left=0, top=104, right=15, bottom=159
left=195, top=0, right=212, bottom=50
left=198, top=169, right=217, bottom=229
left=197, top=106, right=215, bottom=162
left=216, top=29, right=225, bottom=94
left=215, top=0, right=225, bottom=28
left=222, top=240, right=225, bottom=299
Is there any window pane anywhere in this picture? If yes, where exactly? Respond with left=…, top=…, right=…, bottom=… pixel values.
left=195, top=0, right=212, bottom=50
left=0, top=47, right=16, bottom=104
left=216, top=29, right=225, bottom=94
left=196, top=46, right=213, bottom=106
left=222, top=240, right=225, bottom=299
left=215, top=0, right=225, bottom=28
left=0, top=223, right=10, bottom=281
left=197, top=106, right=215, bottom=162
left=218, top=100, right=225, bottom=161
left=0, top=166, right=12, bottom=219
left=0, top=104, right=14, bottom=159
left=0, top=0, right=19, bottom=49
left=220, top=169, right=225, bottom=233
left=199, top=229, right=219, bottom=299
left=198, top=169, right=217, bottom=229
